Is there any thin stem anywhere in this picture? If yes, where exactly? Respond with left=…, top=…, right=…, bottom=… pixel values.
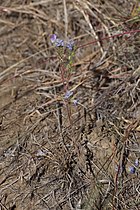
left=77, top=29, right=140, bottom=49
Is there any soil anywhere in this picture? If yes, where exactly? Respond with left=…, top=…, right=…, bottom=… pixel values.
left=0, top=0, right=140, bottom=209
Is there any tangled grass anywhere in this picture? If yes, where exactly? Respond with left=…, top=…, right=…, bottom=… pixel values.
left=0, top=0, right=140, bottom=209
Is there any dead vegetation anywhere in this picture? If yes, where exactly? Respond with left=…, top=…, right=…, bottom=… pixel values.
left=0, top=0, right=140, bottom=209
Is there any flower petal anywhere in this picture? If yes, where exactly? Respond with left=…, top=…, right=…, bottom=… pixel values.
left=50, top=34, right=57, bottom=43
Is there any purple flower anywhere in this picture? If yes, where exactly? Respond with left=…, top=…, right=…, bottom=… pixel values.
left=50, top=34, right=74, bottom=50
left=66, top=40, right=74, bottom=50
left=73, top=99, right=78, bottom=105
left=50, top=34, right=64, bottom=47
left=64, top=90, right=73, bottom=99
left=50, top=34, right=57, bottom=43
left=55, top=39, right=64, bottom=47
left=129, top=166, right=135, bottom=174
left=134, top=159, right=139, bottom=167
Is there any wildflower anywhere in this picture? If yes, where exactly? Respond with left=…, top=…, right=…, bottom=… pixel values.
left=73, top=99, right=78, bottom=106
left=66, top=40, right=74, bottom=51
left=129, top=166, right=135, bottom=174
left=50, top=34, right=64, bottom=47
left=50, top=34, right=57, bottom=43
left=64, top=90, right=73, bottom=99
left=55, top=39, right=64, bottom=47
left=50, top=34, right=74, bottom=50
left=134, top=158, right=139, bottom=167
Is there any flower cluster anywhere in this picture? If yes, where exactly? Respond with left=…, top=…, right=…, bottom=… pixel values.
left=50, top=34, right=74, bottom=51
left=50, top=34, right=78, bottom=106
left=64, top=91, right=78, bottom=105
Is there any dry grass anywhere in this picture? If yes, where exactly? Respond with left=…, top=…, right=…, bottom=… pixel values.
left=0, top=0, right=140, bottom=209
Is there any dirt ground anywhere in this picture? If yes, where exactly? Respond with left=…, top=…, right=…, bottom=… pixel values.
left=0, top=0, right=140, bottom=209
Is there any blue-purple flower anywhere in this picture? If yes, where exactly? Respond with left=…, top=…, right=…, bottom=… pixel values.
left=64, top=90, right=73, bottom=99
left=129, top=166, right=135, bottom=174
left=50, top=34, right=74, bottom=50
left=55, top=39, right=64, bottom=47
left=134, top=159, right=139, bottom=167
left=50, top=34, right=64, bottom=47
left=73, top=99, right=78, bottom=106
left=66, top=40, right=74, bottom=51
left=50, top=34, right=57, bottom=43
